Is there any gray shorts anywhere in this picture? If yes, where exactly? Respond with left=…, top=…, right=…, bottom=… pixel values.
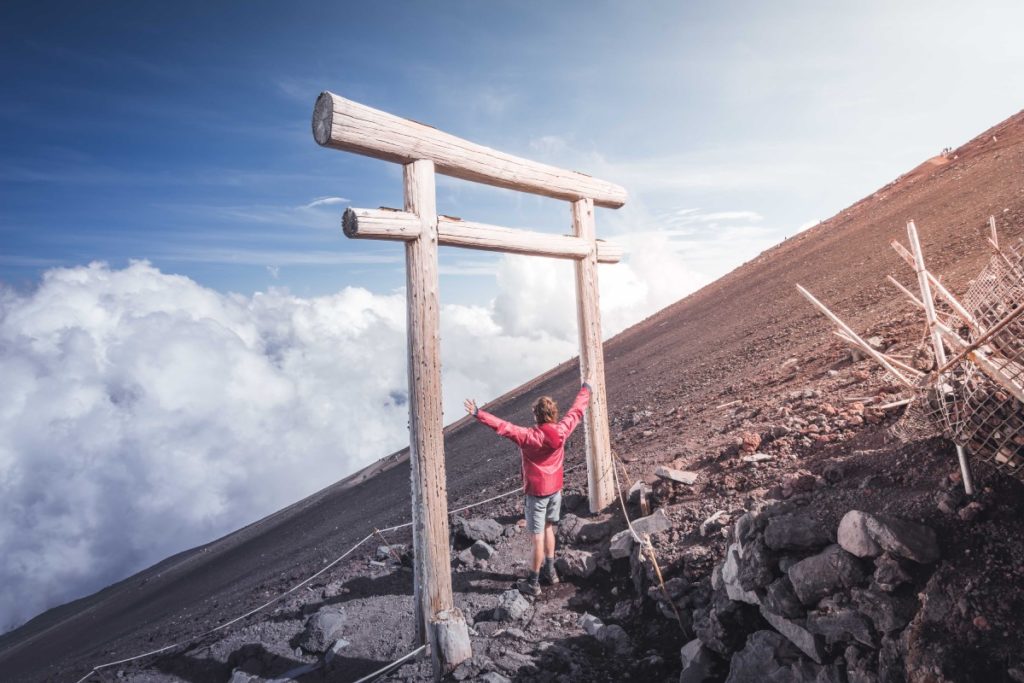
left=524, top=490, right=562, bottom=534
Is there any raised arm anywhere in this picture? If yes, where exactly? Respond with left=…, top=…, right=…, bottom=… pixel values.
left=475, top=408, right=533, bottom=445
left=556, top=382, right=592, bottom=438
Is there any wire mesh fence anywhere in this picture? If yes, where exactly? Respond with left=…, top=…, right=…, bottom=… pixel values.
left=919, top=240, right=1024, bottom=482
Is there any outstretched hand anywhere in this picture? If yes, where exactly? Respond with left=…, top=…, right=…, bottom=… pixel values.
left=463, top=398, right=478, bottom=416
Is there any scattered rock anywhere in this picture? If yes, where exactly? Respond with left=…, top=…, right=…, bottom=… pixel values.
left=375, top=544, right=405, bottom=561
left=493, top=590, right=531, bottom=622
left=872, top=553, right=911, bottom=592
left=759, top=607, right=826, bottom=663
left=694, top=592, right=763, bottom=656
left=454, top=517, right=504, bottom=544
left=721, top=543, right=759, bottom=605
left=655, top=466, right=699, bottom=485
left=837, top=510, right=939, bottom=564
left=851, top=587, right=918, bottom=634
left=936, top=489, right=964, bottom=515
left=724, top=630, right=818, bottom=682
left=764, top=514, right=832, bottom=551
left=596, top=624, right=633, bottom=657
left=806, top=608, right=876, bottom=647
left=788, top=545, right=866, bottom=606
left=631, top=508, right=674, bottom=536
left=762, top=576, right=805, bottom=619
left=741, top=453, right=774, bottom=463
left=470, top=540, right=496, bottom=560
left=578, top=612, right=603, bottom=637
left=609, top=530, right=634, bottom=559
left=556, top=549, right=598, bottom=578
left=701, top=510, right=730, bottom=537
left=958, top=501, right=985, bottom=522
left=739, top=431, right=762, bottom=454
left=299, top=606, right=347, bottom=654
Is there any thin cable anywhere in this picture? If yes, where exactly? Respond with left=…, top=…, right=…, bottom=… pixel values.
left=350, top=644, right=427, bottom=683
left=73, top=531, right=376, bottom=683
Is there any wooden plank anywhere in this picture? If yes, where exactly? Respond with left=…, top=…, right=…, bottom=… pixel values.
left=314, top=91, right=628, bottom=208
left=907, top=221, right=949, bottom=367
left=572, top=198, right=616, bottom=512
left=402, top=159, right=460, bottom=677
left=890, top=239, right=979, bottom=330
left=796, top=284, right=915, bottom=388
left=342, top=208, right=623, bottom=263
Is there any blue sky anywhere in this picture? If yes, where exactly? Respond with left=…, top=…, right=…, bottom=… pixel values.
left=4, top=1, right=1023, bottom=303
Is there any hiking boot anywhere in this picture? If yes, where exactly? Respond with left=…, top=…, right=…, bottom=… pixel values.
left=540, top=563, right=560, bottom=586
left=517, top=577, right=541, bottom=597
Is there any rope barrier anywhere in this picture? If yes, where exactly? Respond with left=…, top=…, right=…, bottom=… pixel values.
left=351, top=644, right=427, bottom=683
left=72, top=458, right=589, bottom=682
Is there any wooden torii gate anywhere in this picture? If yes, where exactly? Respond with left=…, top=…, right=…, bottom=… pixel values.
left=311, top=91, right=627, bottom=677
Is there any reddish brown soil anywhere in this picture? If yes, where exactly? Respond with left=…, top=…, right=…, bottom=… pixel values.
left=1, top=111, right=1024, bottom=682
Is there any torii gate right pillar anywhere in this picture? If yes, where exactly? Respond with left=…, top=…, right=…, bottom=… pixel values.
left=572, top=198, right=615, bottom=512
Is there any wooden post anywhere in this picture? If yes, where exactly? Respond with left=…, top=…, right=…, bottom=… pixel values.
left=572, top=198, right=615, bottom=512
left=907, top=221, right=975, bottom=495
left=403, top=159, right=467, bottom=676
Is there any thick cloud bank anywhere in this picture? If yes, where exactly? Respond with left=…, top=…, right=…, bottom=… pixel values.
left=0, top=251, right=692, bottom=632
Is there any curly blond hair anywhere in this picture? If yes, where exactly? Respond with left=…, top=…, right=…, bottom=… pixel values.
left=533, top=396, right=559, bottom=424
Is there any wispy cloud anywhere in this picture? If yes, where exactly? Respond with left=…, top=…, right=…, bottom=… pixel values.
left=302, top=196, right=349, bottom=210
left=158, top=247, right=400, bottom=267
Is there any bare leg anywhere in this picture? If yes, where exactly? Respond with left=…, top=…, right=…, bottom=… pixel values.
left=544, top=522, right=556, bottom=559
left=531, top=532, right=545, bottom=573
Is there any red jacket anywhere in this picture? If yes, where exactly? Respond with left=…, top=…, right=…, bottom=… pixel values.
left=476, top=384, right=591, bottom=496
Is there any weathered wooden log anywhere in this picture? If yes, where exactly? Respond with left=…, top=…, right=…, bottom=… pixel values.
left=403, top=160, right=459, bottom=669
left=431, top=608, right=472, bottom=675
left=573, top=197, right=616, bottom=512
left=342, top=208, right=623, bottom=263
left=314, top=92, right=628, bottom=208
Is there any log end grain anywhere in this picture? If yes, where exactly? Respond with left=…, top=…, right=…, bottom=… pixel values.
left=312, top=91, right=335, bottom=146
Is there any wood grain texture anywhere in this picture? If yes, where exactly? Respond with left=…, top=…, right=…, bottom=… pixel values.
left=314, top=91, right=627, bottom=208
left=342, top=208, right=623, bottom=263
left=571, top=198, right=616, bottom=512
left=402, top=160, right=457, bottom=674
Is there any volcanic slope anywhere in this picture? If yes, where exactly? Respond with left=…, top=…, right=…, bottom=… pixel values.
left=2, top=109, right=1024, bottom=682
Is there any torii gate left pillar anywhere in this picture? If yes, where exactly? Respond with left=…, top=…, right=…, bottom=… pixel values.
left=313, top=91, right=627, bottom=679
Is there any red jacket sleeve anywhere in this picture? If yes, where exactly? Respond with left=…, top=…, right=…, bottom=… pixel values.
left=476, top=409, right=533, bottom=446
left=555, top=384, right=592, bottom=440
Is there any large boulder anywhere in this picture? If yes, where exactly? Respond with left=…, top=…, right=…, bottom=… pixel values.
left=655, top=466, right=699, bottom=485
left=299, top=606, right=347, bottom=653
left=788, top=545, right=866, bottom=606
left=695, top=592, right=764, bottom=656
left=837, top=510, right=939, bottom=564
left=609, top=529, right=635, bottom=559
left=454, top=516, right=504, bottom=544
left=764, top=514, right=832, bottom=551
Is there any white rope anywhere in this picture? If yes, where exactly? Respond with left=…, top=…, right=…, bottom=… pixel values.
left=351, top=644, right=427, bottom=683
left=72, top=459, right=589, bottom=682
left=73, top=531, right=376, bottom=683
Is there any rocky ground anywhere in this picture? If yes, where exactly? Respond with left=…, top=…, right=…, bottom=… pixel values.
left=4, top=99, right=1024, bottom=683
left=108, top=336, right=1024, bottom=683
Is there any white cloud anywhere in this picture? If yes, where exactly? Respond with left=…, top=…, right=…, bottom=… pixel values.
left=302, top=196, right=349, bottom=210
left=0, top=248, right=695, bottom=633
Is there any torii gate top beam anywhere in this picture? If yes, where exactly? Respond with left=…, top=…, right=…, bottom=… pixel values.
left=313, top=91, right=628, bottom=208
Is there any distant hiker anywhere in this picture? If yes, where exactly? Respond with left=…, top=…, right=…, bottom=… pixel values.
left=464, top=378, right=593, bottom=596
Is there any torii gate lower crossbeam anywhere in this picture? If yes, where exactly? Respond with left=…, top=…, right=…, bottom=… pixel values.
left=312, top=91, right=626, bottom=679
